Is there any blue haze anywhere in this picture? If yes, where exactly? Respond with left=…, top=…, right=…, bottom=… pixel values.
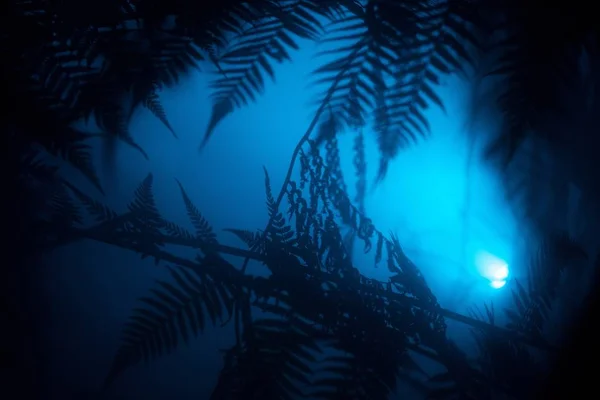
left=35, top=34, right=573, bottom=399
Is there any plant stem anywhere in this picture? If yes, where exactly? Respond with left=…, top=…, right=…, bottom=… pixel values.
left=52, top=225, right=557, bottom=353
left=239, top=41, right=366, bottom=274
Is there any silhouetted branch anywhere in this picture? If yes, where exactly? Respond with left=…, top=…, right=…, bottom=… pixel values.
left=44, top=217, right=557, bottom=354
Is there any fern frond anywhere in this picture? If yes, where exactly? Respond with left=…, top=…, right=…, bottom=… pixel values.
left=263, top=166, right=294, bottom=244
left=127, top=173, right=161, bottom=222
left=372, top=0, right=477, bottom=174
left=162, top=220, right=195, bottom=241
left=224, top=228, right=263, bottom=251
left=311, top=5, right=394, bottom=129
left=63, top=181, right=118, bottom=223
left=47, top=183, right=82, bottom=226
left=310, top=353, right=392, bottom=400
left=504, top=232, right=586, bottom=337
left=175, top=179, right=218, bottom=244
left=202, top=2, right=328, bottom=146
left=353, top=130, right=366, bottom=211
left=211, top=316, right=319, bottom=399
left=104, top=264, right=234, bottom=389
left=94, top=103, right=149, bottom=160
left=312, top=0, right=478, bottom=179
left=54, top=135, right=104, bottom=194
left=143, top=90, right=178, bottom=138
left=310, top=321, right=405, bottom=400
left=373, top=67, right=404, bottom=181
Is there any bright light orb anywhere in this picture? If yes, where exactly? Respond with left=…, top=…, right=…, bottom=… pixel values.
left=490, top=280, right=506, bottom=289
left=475, top=251, right=510, bottom=290
left=492, top=264, right=509, bottom=281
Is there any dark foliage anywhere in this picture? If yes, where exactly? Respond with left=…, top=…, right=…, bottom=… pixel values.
left=5, top=0, right=600, bottom=399
left=38, top=149, right=584, bottom=398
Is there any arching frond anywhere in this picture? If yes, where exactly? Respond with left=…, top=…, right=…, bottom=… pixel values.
left=202, top=1, right=335, bottom=146
left=211, top=315, right=319, bottom=399
left=176, top=179, right=218, bottom=245
left=104, top=264, right=236, bottom=389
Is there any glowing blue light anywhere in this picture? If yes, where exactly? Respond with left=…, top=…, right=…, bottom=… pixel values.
left=490, top=280, right=506, bottom=289
left=475, top=251, right=510, bottom=290
left=492, top=264, right=509, bottom=281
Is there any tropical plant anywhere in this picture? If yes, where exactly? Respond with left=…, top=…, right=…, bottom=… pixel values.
left=5, top=0, right=600, bottom=399
left=34, top=137, right=583, bottom=398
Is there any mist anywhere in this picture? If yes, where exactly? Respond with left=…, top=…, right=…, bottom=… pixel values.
left=37, top=35, right=575, bottom=399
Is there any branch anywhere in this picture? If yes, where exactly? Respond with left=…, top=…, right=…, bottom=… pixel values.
left=48, top=220, right=557, bottom=353
left=240, top=41, right=367, bottom=274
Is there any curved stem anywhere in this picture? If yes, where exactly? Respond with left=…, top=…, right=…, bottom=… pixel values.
left=239, top=41, right=365, bottom=274
left=234, top=41, right=370, bottom=351
left=48, top=218, right=556, bottom=352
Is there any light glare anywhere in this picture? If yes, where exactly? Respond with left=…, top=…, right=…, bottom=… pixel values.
left=475, top=250, right=510, bottom=290
left=490, top=280, right=506, bottom=289
left=492, top=265, right=509, bottom=280
left=476, top=251, right=509, bottom=279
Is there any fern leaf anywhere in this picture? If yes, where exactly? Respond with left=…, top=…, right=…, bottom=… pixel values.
left=143, top=90, right=178, bottom=138
left=503, top=233, right=586, bottom=336
left=202, top=3, right=325, bottom=147
left=313, top=1, right=477, bottom=177
left=224, top=228, right=263, bottom=250
left=104, top=265, right=231, bottom=389
left=63, top=181, right=118, bottom=223
left=96, top=104, right=149, bottom=160
left=63, top=140, right=104, bottom=194
left=211, top=316, right=318, bottom=399
left=263, top=166, right=294, bottom=244
left=353, top=130, right=367, bottom=211
left=310, top=352, right=393, bottom=399
left=311, top=7, right=393, bottom=129
left=263, top=166, right=278, bottom=218
left=175, top=179, right=218, bottom=244
left=162, top=220, right=195, bottom=241
left=127, top=173, right=160, bottom=221
left=48, top=183, right=82, bottom=226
